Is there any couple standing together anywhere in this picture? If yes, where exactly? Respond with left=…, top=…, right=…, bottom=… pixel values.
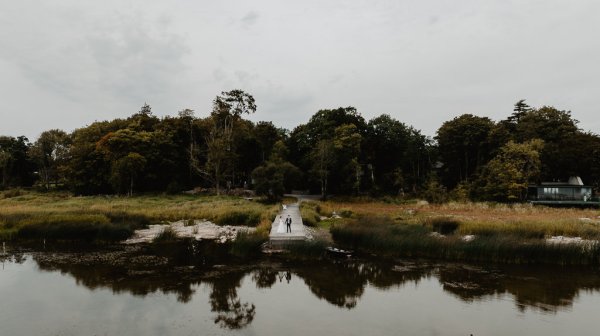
left=277, top=214, right=293, bottom=233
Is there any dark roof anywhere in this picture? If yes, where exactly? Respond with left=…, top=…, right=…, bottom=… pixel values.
left=529, top=184, right=592, bottom=188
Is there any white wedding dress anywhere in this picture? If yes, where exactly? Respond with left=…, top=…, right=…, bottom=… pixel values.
left=276, top=218, right=285, bottom=233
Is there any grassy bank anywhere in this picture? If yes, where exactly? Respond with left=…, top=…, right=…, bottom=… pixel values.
left=0, top=190, right=278, bottom=242
left=318, top=199, right=600, bottom=265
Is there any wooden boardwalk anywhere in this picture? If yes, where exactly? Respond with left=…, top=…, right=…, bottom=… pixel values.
left=269, top=203, right=307, bottom=245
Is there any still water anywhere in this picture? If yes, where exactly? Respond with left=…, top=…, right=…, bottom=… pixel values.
left=1, top=244, right=600, bottom=336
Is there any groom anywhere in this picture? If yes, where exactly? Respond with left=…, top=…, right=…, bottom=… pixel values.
left=286, top=215, right=292, bottom=233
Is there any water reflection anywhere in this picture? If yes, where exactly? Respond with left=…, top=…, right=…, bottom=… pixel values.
left=252, top=268, right=278, bottom=288
left=1, top=251, right=27, bottom=266
left=5, top=244, right=600, bottom=330
left=205, top=271, right=256, bottom=329
left=436, top=263, right=600, bottom=313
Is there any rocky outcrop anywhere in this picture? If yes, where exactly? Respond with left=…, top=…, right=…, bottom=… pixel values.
left=124, top=220, right=256, bottom=244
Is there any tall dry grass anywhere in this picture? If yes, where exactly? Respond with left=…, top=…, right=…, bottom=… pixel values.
left=319, top=198, right=600, bottom=264
left=0, top=191, right=279, bottom=241
left=331, top=215, right=600, bottom=265
left=320, top=199, right=600, bottom=238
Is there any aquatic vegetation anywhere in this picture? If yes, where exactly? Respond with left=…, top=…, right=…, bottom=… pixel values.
left=230, top=231, right=268, bottom=258
left=0, top=191, right=278, bottom=242
left=331, top=214, right=600, bottom=265
left=300, top=201, right=321, bottom=227
left=152, top=226, right=179, bottom=243
left=285, top=239, right=329, bottom=259
left=216, top=211, right=262, bottom=226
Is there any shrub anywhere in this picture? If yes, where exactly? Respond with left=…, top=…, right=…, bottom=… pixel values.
left=215, top=211, right=262, bottom=226
left=286, top=239, right=328, bottom=259
left=230, top=231, right=267, bottom=258
left=300, top=207, right=320, bottom=227
left=339, top=209, right=353, bottom=218
left=17, top=217, right=133, bottom=242
left=153, top=226, right=179, bottom=243
left=427, top=217, right=460, bottom=235
left=300, top=201, right=322, bottom=227
left=331, top=214, right=600, bottom=265
left=105, top=212, right=151, bottom=229
left=2, top=189, right=23, bottom=199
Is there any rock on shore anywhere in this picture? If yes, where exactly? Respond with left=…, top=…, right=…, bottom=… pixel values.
left=124, top=220, right=256, bottom=244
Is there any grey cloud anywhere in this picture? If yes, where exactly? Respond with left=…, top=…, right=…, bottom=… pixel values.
left=85, top=18, right=190, bottom=104
left=2, top=0, right=600, bottom=140
left=241, top=11, right=260, bottom=27
left=213, top=68, right=228, bottom=82
left=2, top=4, right=188, bottom=106
left=234, top=70, right=259, bottom=84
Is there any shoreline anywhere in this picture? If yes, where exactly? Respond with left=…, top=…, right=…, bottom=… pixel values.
left=2, top=192, right=600, bottom=265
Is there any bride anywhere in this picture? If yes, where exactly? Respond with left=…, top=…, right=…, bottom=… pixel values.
left=277, top=216, right=285, bottom=233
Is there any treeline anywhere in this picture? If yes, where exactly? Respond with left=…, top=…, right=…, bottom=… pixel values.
left=1, top=91, right=599, bottom=202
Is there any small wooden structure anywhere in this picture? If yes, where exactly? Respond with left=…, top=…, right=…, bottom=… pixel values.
left=528, top=176, right=599, bottom=206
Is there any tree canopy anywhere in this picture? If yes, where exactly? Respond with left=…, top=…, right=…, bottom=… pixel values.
left=2, top=96, right=599, bottom=203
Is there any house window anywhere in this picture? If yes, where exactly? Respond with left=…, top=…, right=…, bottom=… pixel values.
left=543, top=187, right=558, bottom=195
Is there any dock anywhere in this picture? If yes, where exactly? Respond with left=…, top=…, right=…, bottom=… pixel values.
left=269, top=203, right=307, bottom=247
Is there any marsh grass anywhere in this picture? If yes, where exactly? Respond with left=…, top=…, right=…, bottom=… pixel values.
left=282, top=196, right=298, bottom=204
left=300, top=201, right=321, bottom=227
left=319, top=199, right=600, bottom=238
left=426, top=217, right=460, bottom=235
left=331, top=215, right=600, bottom=265
left=457, top=219, right=600, bottom=239
left=285, top=239, right=329, bottom=259
left=230, top=231, right=268, bottom=258
left=1, top=188, right=24, bottom=199
left=317, top=218, right=338, bottom=230
left=215, top=211, right=261, bottom=226
left=152, top=226, right=179, bottom=243
left=0, top=191, right=278, bottom=242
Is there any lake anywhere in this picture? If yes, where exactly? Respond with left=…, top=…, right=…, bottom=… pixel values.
left=1, top=243, right=600, bottom=336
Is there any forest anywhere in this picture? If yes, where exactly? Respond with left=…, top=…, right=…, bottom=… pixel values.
left=1, top=90, right=599, bottom=202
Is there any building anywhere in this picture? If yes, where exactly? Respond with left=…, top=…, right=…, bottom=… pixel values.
left=528, top=176, right=598, bottom=206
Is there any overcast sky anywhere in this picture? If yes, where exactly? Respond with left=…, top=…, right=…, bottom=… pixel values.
left=1, top=0, right=599, bottom=140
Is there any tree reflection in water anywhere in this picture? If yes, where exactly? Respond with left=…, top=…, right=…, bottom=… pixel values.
left=9, top=244, right=600, bottom=330
left=204, top=270, right=256, bottom=329
left=435, top=263, right=600, bottom=314
left=252, top=267, right=278, bottom=288
left=296, top=261, right=366, bottom=309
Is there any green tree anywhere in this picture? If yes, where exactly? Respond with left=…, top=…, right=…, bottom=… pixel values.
left=479, top=139, right=544, bottom=202
left=195, top=90, right=257, bottom=195
left=555, top=131, right=600, bottom=188
left=251, top=141, right=301, bottom=201
left=94, top=123, right=178, bottom=194
left=365, top=115, right=433, bottom=195
left=178, top=108, right=196, bottom=182
left=288, top=107, right=367, bottom=194
left=333, top=124, right=362, bottom=194
left=513, top=106, right=578, bottom=182
left=436, top=114, right=494, bottom=189
left=251, top=161, right=301, bottom=201
left=508, top=99, right=532, bottom=123
left=310, top=139, right=335, bottom=198
left=110, top=152, right=147, bottom=196
left=30, top=129, right=70, bottom=190
left=0, top=136, right=35, bottom=188
left=66, top=121, right=124, bottom=194
left=0, top=149, right=11, bottom=188
left=128, top=103, right=160, bottom=131
left=420, top=174, right=448, bottom=204
left=157, top=110, right=203, bottom=191
left=253, top=121, right=284, bottom=162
